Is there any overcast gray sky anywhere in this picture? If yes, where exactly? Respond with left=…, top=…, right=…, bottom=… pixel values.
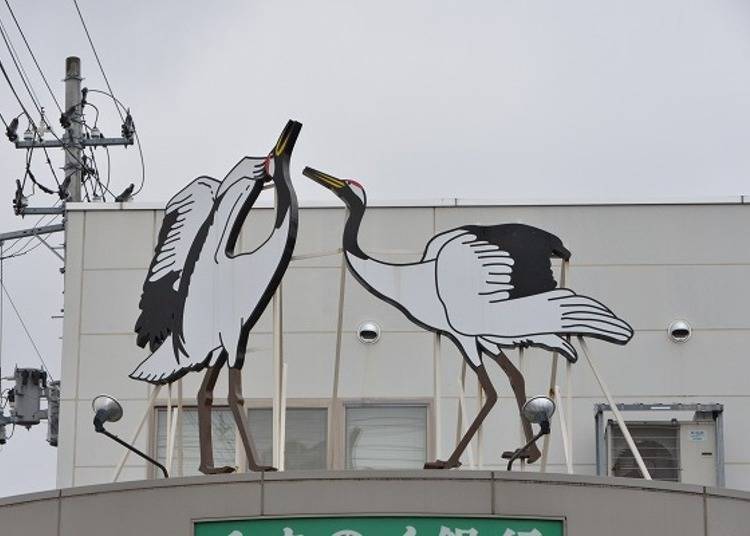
left=0, top=0, right=748, bottom=497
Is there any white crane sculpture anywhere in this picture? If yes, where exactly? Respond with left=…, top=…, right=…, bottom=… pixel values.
left=130, top=120, right=302, bottom=473
left=303, top=167, right=633, bottom=469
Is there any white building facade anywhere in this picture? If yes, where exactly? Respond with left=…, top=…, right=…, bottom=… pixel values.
left=56, top=199, right=750, bottom=490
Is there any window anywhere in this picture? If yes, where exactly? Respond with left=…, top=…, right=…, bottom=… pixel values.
left=155, top=407, right=235, bottom=477
left=155, top=406, right=327, bottom=476
left=345, top=404, right=427, bottom=470
left=248, top=408, right=328, bottom=469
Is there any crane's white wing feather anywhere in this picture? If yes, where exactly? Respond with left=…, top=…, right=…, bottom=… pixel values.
left=435, top=233, right=633, bottom=344
left=435, top=232, right=516, bottom=329
left=135, top=176, right=219, bottom=350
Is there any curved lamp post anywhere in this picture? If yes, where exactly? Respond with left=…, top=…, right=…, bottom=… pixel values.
left=505, top=396, right=556, bottom=471
left=92, top=394, right=169, bottom=478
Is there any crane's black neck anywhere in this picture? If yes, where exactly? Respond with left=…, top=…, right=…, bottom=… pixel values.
left=343, top=197, right=367, bottom=260
left=272, top=156, right=295, bottom=230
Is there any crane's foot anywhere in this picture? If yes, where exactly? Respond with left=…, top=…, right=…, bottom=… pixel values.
left=249, top=464, right=277, bottom=472
left=424, top=459, right=461, bottom=470
left=199, top=464, right=236, bottom=475
left=501, top=444, right=542, bottom=464
left=525, top=444, right=542, bottom=464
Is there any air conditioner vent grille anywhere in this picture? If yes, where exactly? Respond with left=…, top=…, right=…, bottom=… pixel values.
left=611, top=424, right=680, bottom=481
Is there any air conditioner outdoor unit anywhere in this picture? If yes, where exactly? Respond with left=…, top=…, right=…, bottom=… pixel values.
left=595, top=403, right=724, bottom=487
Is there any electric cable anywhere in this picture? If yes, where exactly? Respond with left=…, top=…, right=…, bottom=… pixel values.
left=71, top=0, right=124, bottom=122
left=87, top=88, right=145, bottom=195
left=41, top=147, right=61, bottom=189
left=0, top=243, right=4, bottom=390
left=0, top=54, right=90, bottom=199
left=0, top=13, right=41, bottom=112
left=0, top=280, right=54, bottom=380
left=3, top=0, right=63, bottom=113
left=2, top=209, right=61, bottom=259
left=0, top=54, right=31, bottom=120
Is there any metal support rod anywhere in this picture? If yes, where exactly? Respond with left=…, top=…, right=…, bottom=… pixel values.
left=518, top=347, right=525, bottom=471
left=456, top=376, right=474, bottom=468
left=554, top=385, right=574, bottom=474
left=33, top=233, right=64, bottom=262
left=432, top=334, right=442, bottom=460
left=477, top=375, right=484, bottom=467
left=14, top=136, right=132, bottom=149
left=64, top=57, right=83, bottom=202
left=566, top=356, right=573, bottom=464
left=165, top=406, right=178, bottom=474
left=112, top=384, right=161, bottom=481
left=279, top=362, right=288, bottom=471
left=0, top=223, right=64, bottom=244
left=540, top=259, right=567, bottom=472
left=271, top=284, right=282, bottom=468
left=578, top=336, right=652, bottom=480
left=329, top=214, right=348, bottom=469
left=19, top=206, right=65, bottom=215
left=165, top=383, right=172, bottom=471
left=455, top=361, right=467, bottom=447
left=177, top=378, right=183, bottom=477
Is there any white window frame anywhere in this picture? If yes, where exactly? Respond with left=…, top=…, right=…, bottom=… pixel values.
left=150, top=398, right=330, bottom=477
left=334, top=399, right=434, bottom=471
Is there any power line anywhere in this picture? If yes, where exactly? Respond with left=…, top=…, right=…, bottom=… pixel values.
left=2, top=210, right=61, bottom=259
left=0, top=244, right=4, bottom=388
left=3, top=0, right=62, bottom=113
left=0, top=13, right=41, bottom=112
left=0, top=280, right=53, bottom=380
left=87, top=88, right=145, bottom=195
left=0, top=53, right=31, bottom=121
left=0, top=53, right=93, bottom=196
left=71, top=0, right=124, bottom=123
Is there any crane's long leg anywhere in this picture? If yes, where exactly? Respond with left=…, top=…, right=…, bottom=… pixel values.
left=487, top=350, right=541, bottom=463
left=228, top=367, right=276, bottom=472
left=425, top=364, right=497, bottom=469
left=198, top=356, right=235, bottom=475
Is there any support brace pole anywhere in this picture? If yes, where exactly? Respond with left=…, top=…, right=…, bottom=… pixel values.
left=433, top=334, right=442, bottom=460
left=540, top=259, right=567, bottom=472
left=113, top=384, right=161, bottom=481
left=456, top=375, right=474, bottom=468
left=518, top=347, right=525, bottom=471
left=554, top=385, right=573, bottom=474
left=329, top=228, right=347, bottom=469
left=279, top=362, right=288, bottom=471
left=578, top=336, right=651, bottom=480
left=272, top=284, right=283, bottom=467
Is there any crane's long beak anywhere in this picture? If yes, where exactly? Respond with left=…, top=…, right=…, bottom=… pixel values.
left=302, top=167, right=346, bottom=191
left=273, top=120, right=302, bottom=158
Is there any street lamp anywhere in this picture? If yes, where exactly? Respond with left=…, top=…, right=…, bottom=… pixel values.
left=505, top=396, right=556, bottom=471
left=91, top=394, right=169, bottom=478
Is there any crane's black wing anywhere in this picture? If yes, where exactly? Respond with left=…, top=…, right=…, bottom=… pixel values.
left=461, top=223, right=570, bottom=299
left=134, top=177, right=219, bottom=351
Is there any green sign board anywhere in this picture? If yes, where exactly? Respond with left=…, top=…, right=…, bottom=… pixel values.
left=195, top=516, right=563, bottom=536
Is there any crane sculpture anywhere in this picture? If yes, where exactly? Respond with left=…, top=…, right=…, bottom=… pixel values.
left=130, top=120, right=302, bottom=473
left=303, top=166, right=633, bottom=469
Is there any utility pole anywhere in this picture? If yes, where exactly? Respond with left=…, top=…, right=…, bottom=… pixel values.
left=3, top=56, right=135, bottom=248
left=64, top=56, right=83, bottom=202
left=11, top=56, right=134, bottom=203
